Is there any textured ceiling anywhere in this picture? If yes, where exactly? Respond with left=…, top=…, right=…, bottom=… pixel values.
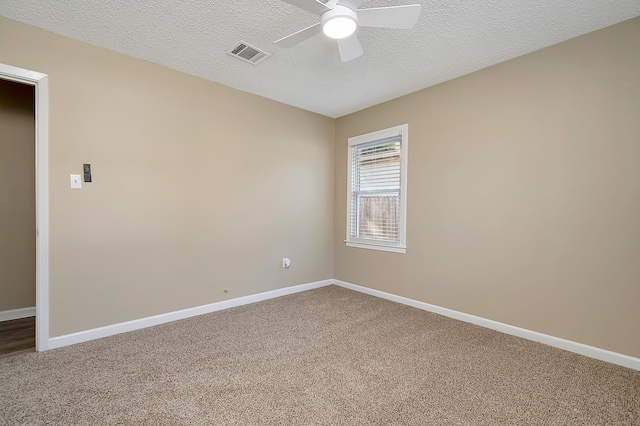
left=1, top=0, right=638, bottom=118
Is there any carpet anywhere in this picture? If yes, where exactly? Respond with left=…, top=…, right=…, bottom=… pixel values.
left=1, top=285, right=638, bottom=425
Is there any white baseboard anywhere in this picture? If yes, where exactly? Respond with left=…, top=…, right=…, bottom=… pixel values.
left=45, top=278, right=640, bottom=371
left=48, top=279, right=333, bottom=350
left=332, top=279, right=640, bottom=371
left=0, top=307, right=36, bottom=322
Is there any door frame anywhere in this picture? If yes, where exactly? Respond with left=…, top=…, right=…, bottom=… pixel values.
left=0, top=63, right=49, bottom=351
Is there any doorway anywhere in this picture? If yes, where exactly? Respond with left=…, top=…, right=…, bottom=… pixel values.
left=0, top=79, right=35, bottom=356
left=0, top=63, right=49, bottom=352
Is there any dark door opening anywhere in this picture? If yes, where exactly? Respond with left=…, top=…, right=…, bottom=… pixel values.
left=0, top=78, right=36, bottom=357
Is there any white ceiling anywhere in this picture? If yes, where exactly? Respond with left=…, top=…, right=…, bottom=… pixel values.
left=1, top=1, right=638, bottom=118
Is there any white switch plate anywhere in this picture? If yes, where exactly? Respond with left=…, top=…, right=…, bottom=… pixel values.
left=283, top=258, right=291, bottom=268
left=70, top=174, right=82, bottom=189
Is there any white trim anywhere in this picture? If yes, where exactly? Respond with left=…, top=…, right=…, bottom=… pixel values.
left=345, top=241, right=406, bottom=253
left=0, top=63, right=49, bottom=352
left=332, top=279, right=640, bottom=371
left=0, top=307, right=36, bottom=322
left=347, top=125, right=404, bottom=146
left=48, top=280, right=333, bottom=350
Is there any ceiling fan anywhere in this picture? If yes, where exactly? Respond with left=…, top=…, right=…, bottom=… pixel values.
left=274, top=0, right=422, bottom=62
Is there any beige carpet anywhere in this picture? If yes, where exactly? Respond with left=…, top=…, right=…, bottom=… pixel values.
left=1, top=285, right=638, bottom=425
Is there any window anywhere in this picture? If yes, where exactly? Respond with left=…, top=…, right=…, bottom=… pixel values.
left=346, top=124, right=408, bottom=253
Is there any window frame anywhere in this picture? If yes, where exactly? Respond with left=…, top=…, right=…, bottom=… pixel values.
left=345, top=123, right=408, bottom=254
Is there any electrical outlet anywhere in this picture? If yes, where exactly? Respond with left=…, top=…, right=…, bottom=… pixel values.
left=283, top=258, right=291, bottom=268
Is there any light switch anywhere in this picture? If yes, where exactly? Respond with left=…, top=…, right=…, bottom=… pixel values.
left=70, top=174, right=82, bottom=189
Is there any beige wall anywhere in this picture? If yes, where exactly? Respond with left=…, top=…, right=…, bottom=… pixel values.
left=334, top=17, right=640, bottom=358
left=0, top=79, right=35, bottom=312
left=1, top=14, right=638, bottom=359
left=0, top=17, right=335, bottom=336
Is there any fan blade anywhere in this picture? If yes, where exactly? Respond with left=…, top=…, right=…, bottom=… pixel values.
left=280, top=0, right=332, bottom=15
left=337, top=34, right=363, bottom=62
left=274, top=23, right=322, bottom=48
left=357, top=4, right=422, bottom=29
left=337, top=0, right=366, bottom=10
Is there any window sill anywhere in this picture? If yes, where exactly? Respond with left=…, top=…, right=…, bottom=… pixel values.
left=345, top=241, right=406, bottom=254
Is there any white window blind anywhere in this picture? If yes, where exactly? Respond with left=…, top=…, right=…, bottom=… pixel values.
left=349, top=136, right=401, bottom=241
left=346, top=124, right=408, bottom=253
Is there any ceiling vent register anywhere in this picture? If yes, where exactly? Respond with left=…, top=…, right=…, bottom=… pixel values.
left=227, top=42, right=270, bottom=65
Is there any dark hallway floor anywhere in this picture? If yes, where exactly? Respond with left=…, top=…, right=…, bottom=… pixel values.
left=0, top=316, right=35, bottom=358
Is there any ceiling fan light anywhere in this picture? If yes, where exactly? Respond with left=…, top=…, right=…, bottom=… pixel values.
left=322, top=16, right=357, bottom=39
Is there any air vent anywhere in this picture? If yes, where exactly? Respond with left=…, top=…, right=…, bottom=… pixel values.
left=226, top=41, right=270, bottom=65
